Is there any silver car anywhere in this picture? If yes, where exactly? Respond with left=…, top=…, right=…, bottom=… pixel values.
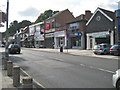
left=113, top=69, right=120, bottom=90
left=93, top=43, right=111, bottom=55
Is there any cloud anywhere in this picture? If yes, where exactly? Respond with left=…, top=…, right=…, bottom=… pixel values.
left=18, top=7, right=40, bottom=17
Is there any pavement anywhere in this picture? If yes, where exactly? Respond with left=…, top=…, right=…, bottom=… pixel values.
left=23, top=48, right=119, bottom=60
left=0, top=47, right=119, bottom=89
left=0, top=48, right=19, bottom=89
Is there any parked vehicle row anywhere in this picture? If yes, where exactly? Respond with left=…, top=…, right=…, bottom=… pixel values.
left=93, top=43, right=120, bottom=56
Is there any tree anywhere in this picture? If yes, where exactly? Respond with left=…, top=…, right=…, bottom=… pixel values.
left=35, top=9, right=59, bottom=23
left=7, top=20, right=31, bottom=35
left=19, top=20, right=31, bottom=28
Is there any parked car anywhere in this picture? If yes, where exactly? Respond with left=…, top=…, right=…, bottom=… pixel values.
left=113, top=69, right=120, bottom=90
left=93, top=43, right=111, bottom=55
left=110, top=45, right=120, bottom=56
left=93, top=45, right=100, bottom=54
left=8, top=44, right=21, bottom=54
left=0, top=44, right=5, bottom=47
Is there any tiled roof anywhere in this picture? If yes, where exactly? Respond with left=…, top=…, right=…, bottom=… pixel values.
left=98, top=7, right=115, bottom=20
left=46, top=9, right=69, bottom=20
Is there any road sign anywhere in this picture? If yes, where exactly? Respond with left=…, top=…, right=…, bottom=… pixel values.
left=6, top=39, right=8, bottom=42
left=118, top=18, right=120, bottom=33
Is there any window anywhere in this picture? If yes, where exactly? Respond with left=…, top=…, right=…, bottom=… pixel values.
left=70, top=22, right=79, bottom=30
left=52, top=22, right=54, bottom=28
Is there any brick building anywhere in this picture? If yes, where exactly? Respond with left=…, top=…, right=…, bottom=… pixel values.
left=66, top=10, right=92, bottom=49
left=45, top=9, right=75, bottom=48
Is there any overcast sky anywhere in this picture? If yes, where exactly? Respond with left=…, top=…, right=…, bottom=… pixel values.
left=0, top=0, right=119, bottom=32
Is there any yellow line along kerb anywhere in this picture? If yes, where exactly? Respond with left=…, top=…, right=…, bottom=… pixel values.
left=20, top=68, right=46, bottom=88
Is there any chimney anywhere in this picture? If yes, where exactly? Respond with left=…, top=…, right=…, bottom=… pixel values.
left=80, top=14, right=85, bottom=20
left=85, top=10, right=92, bottom=20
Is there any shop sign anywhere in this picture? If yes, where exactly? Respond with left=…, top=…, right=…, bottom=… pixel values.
left=116, top=9, right=120, bottom=17
left=68, top=32, right=82, bottom=37
left=54, top=31, right=65, bottom=37
left=34, top=35, right=44, bottom=41
left=118, top=18, right=120, bottom=33
left=90, top=31, right=109, bottom=38
left=45, top=29, right=55, bottom=33
left=45, top=33, right=54, bottom=38
left=45, top=24, right=50, bottom=30
left=29, top=27, right=35, bottom=35
left=36, top=25, right=40, bottom=32
left=92, top=35, right=106, bottom=38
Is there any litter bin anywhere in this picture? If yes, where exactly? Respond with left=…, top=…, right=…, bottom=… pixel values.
left=60, top=46, right=63, bottom=52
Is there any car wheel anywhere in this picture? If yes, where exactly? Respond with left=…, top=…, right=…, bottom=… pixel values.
left=116, top=79, right=120, bottom=90
left=104, top=50, right=107, bottom=55
left=94, top=52, right=97, bottom=55
left=114, top=52, right=118, bottom=56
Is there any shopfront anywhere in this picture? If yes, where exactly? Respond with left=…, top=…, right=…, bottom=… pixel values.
left=86, top=31, right=114, bottom=49
left=68, top=32, right=85, bottom=49
left=45, top=29, right=55, bottom=48
left=54, top=30, right=67, bottom=48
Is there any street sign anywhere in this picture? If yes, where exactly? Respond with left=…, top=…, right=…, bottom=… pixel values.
left=118, top=18, right=120, bottom=33
left=6, top=39, right=8, bottom=42
left=116, top=9, right=120, bottom=18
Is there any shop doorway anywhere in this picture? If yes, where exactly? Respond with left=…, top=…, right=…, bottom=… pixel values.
left=71, top=37, right=81, bottom=48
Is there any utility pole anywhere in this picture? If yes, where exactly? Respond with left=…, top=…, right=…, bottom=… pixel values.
left=5, top=0, right=9, bottom=52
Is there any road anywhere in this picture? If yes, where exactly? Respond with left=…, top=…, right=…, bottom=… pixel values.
left=7, top=48, right=118, bottom=88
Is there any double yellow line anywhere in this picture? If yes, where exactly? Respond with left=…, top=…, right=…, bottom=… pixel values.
left=20, top=68, right=46, bottom=89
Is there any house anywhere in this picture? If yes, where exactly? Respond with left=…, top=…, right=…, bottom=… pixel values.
left=86, top=7, right=115, bottom=49
left=34, top=22, right=45, bottom=48
left=45, top=9, right=75, bottom=48
left=17, top=26, right=29, bottom=47
left=29, top=22, right=45, bottom=48
left=66, top=10, right=92, bottom=49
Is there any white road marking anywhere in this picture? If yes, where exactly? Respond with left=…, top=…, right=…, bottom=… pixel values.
left=79, top=64, right=115, bottom=74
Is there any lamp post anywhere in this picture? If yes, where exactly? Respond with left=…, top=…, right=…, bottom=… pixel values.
left=5, top=0, right=9, bottom=52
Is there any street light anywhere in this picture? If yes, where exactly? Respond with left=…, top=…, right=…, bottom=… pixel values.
left=5, top=0, right=9, bottom=47
left=5, top=0, right=9, bottom=55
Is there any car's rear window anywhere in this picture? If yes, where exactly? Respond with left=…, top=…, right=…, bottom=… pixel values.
left=13, top=45, right=20, bottom=48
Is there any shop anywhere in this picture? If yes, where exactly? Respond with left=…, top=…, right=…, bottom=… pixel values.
left=54, top=30, right=67, bottom=48
left=34, top=23, right=45, bottom=48
left=86, top=31, right=114, bottom=49
left=45, top=29, right=55, bottom=48
left=86, top=8, right=115, bottom=49
left=68, top=31, right=85, bottom=49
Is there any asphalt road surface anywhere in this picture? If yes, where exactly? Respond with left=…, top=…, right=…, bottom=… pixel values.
left=8, top=48, right=118, bottom=88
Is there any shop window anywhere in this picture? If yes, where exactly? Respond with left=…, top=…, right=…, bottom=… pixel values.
left=72, top=37, right=81, bottom=47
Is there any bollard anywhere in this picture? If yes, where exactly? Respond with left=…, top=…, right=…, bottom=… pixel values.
left=5, top=52, right=9, bottom=59
left=3, top=58, right=9, bottom=70
left=2, top=52, right=5, bottom=59
left=22, top=77, right=33, bottom=90
left=2, top=52, right=5, bottom=66
left=60, top=46, right=63, bottom=52
left=7, top=61, right=13, bottom=76
left=13, top=66, right=20, bottom=87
